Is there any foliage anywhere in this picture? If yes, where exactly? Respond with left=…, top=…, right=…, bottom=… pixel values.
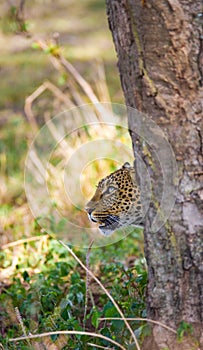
left=177, top=321, right=193, bottom=341
left=0, top=235, right=147, bottom=349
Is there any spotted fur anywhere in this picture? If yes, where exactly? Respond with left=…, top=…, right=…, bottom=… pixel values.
left=85, top=162, right=143, bottom=236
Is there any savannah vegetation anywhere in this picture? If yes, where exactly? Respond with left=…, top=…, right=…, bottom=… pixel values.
left=1, top=1, right=147, bottom=349
left=1, top=1, right=202, bottom=350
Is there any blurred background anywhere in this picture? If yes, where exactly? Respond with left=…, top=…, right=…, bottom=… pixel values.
left=0, top=2, right=146, bottom=348
left=0, top=0, right=125, bottom=247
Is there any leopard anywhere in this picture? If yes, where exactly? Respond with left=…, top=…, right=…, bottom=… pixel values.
left=85, top=162, right=143, bottom=236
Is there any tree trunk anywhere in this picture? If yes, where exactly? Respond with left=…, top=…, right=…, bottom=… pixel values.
left=106, top=1, right=203, bottom=349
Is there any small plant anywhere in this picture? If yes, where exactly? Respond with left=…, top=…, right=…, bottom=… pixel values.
left=177, top=320, right=193, bottom=341
left=1, top=236, right=147, bottom=349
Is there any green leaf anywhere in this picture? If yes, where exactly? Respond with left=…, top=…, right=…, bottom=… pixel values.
left=50, top=334, right=58, bottom=341
left=71, top=272, right=81, bottom=284
left=104, top=302, right=119, bottom=318
left=91, top=307, right=100, bottom=329
left=177, top=321, right=193, bottom=340
left=22, top=270, right=30, bottom=281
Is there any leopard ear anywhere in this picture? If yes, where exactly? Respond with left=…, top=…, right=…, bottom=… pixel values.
left=123, top=162, right=138, bottom=186
left=122, top=162, right=131, bottom=169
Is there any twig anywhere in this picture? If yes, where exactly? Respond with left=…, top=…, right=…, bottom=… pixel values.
left=15, top=307, right=31, bottom=347
left=2, top=235, right=48, bottom=250
left=25, top=84, right=46, bottom=131
left=43, top=80, right=74, bottom=107
left=98, top=317, right=177, bottom=334
left=59, top=241, right=141, bottom=350
left=87, top=343, right=114, bottom=349
left=89, top=288, right=96, bottom=308
left=59, top=56, right=100, bottom=105
left=83, top=239, right=94, bottom=330
left=9, top=330, right=126, bottom=350
left=15, top=307, right=27, bottom=337
left=36, top=39, right=112, bottom=121
left=36, top=39, right=99, bottom=104
left=94, top=60, right=111, bottom=104
left=24, top=80, right=74, bottom=132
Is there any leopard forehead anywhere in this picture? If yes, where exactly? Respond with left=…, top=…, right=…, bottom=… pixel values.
left=86, top=163, right=140, bottom=209
left=98, top=167, right=133, bottom=190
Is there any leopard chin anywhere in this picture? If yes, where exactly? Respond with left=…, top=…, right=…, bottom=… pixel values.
left=99, top=225, right=115, bottom=236
left=98, top=220, right=143, bottom=236
left=98, top=221, right=120, bottom=236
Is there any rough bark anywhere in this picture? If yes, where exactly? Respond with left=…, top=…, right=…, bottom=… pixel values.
left=106, top=1, right=203, bottom=349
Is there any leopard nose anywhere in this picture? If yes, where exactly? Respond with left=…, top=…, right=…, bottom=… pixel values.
left=85, top=207, right=93, bottom=215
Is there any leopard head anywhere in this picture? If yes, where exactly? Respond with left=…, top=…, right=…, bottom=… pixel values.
left=85, top=162, right=143, bottom=236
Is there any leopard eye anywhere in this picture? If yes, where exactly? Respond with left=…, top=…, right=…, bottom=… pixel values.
left=107, top=186, right=116, bottom=193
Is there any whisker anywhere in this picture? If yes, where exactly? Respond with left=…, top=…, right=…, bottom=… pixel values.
left=105, top=215, right=120, bottom=226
